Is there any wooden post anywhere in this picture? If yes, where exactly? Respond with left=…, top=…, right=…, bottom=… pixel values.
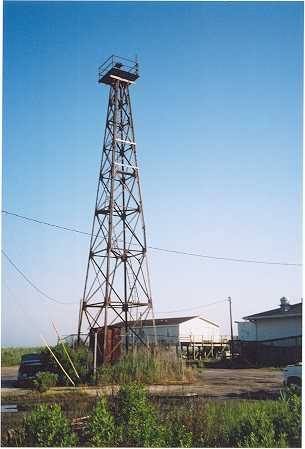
left=93, top=330, right=98, bottom=381
left=228, top=297, right=234, bottom=359
left=191, top=336, right=195, bottom=360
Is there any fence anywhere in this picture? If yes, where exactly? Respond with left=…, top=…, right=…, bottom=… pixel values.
left=236, top=335, right=302, bottom=366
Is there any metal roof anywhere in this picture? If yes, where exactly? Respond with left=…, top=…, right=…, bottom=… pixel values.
left=92, top=315, right=220, bottom=331
left=114, top=316, right=197, bottom=328
left=243, top=302, right=302, bottom=321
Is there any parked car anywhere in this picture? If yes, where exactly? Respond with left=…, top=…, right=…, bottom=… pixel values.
left=283, top=362, right=302, bottom=387
left=17, top=353, right=46, bottom=387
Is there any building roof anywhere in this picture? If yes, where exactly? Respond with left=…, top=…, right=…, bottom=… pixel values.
left=92, top=316, right=220, bottom=332
left=114, top=316, right=197, bottom=328
left=243, top=302, right=302, bottom=321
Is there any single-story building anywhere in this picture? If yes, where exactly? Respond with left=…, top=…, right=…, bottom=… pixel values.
left=237, top=297, right=302, bottom=341
left=116, top=315, right=220, bottom=346
left=91, top=315, right=222, bottom=363
left=236, top=297, right=302, bottom=365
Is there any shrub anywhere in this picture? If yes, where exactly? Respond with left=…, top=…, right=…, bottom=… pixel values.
left=33, top=371, right=58, bottom=392
left=86, top=398, right=115, bottom=447
left=116, top=383, right=165, bottom=447
left=164, top=421, right=192, bottom=447
left=20, top=404, right=78, bottom=447
left=43, top=343, right=92, bottom=386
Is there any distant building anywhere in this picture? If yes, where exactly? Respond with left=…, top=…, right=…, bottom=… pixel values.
left=237, top=298, right=302, bottom=341
left=124, top=315, right=220, bottom=346
left=91, top=315, right=222, bottom=363
left=236, top=298, right=302, bottom=365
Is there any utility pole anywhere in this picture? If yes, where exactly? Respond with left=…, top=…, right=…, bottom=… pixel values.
left=77, top=56, right=156, bottom=362
left=228, top=297, right=234, bottom=359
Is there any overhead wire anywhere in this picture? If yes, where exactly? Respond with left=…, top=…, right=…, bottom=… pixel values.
left=1, top=208, right=302, bottom=314
left=2, top=248, right=228, bottom=314
left=2, top=210, right=91, bottom=236
left=3, top=279, right=40, bottom=330
left=148, top=246, right=302, bottom=266
left=2, top=249, right=78, bottom=305
left=2, top=210, right=302, bottom=267
left=157, top=299, right=227, bottom=314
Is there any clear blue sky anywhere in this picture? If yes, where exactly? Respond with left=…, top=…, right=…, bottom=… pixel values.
left=2, top=1, right=303, bottom=346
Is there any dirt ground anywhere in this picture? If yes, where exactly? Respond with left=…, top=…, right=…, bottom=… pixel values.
left=195, top=367, right=282, bottom=398
left=1, top=365, right=283, bottom=399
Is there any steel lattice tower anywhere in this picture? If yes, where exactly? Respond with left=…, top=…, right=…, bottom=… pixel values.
left=77, top=56, right=156, bottom=359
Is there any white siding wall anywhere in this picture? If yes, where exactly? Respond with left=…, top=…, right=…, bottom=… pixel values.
left=127, top=317, right=220, bottom=345
left=144, top=324, right=179, bottom=344
left=128, top=325, right=179, bottom=345
left=179, top=317, right=220, bottom=341
left=256, top=317, right=302, bottom=341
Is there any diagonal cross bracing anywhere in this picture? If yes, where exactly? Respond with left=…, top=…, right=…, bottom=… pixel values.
left=77, top=60, right=156, bottom=361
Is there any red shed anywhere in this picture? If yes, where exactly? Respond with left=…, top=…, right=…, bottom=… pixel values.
left=90, top=325, right=122, bottom=364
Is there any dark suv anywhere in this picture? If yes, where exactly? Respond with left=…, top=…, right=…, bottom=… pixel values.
left=17, top=353, right=46, bottom=387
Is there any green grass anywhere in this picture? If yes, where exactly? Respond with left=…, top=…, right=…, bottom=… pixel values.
left=156, top=389, right=301, bottom=447
left=1, top=347, right=43, bottom=366
left=2, top=387, right=301, bottom=447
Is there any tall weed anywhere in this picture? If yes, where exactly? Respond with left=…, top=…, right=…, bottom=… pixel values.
left=32, top=371, right=58, bottom=392
left=163, top=396, right=300, bottom=448
left=97, top=347, right=194, bottom=385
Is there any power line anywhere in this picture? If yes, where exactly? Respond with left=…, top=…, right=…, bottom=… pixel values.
left=2, top=250, right=78, bottom=306
left=2, top=210, right=302, bottom=267
left=2, top=210, right=91, bottom=236
left=148, top=246, right=301, bottom=266
left=157, top=299, right=226, bottom=314
left=2, top=248, right=228, bottom=315
left=3, top=279, right=42, bottom=331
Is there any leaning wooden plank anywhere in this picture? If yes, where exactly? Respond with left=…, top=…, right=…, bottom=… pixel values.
left=40, top=334, right=75, bottom=387
left=52, top=321, right=80, bottom=380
